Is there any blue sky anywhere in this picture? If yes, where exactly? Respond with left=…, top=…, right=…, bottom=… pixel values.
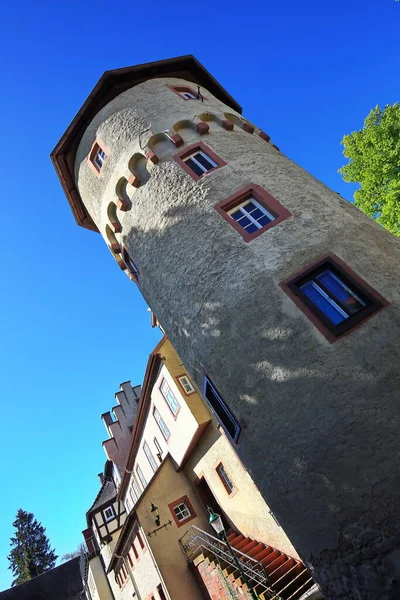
left=0, top=0, right=399, bottom=590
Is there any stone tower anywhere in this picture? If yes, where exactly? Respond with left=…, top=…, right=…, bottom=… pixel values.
left=52, top=56, right=400, bottom=599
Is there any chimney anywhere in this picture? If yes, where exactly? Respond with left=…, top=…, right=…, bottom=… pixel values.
left=98, top=472, right=104, bottom=484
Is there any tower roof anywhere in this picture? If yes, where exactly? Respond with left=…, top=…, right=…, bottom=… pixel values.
left=51, top=55, right=242, bottom=232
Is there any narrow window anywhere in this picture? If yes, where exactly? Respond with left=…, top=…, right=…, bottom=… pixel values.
left=216, top=462, right=236, bottom=495
left=143, top=441, right=158, bottom=472
left=136, top=464, right=147, bottom=489
left=129, top=475, right=141, bottom=504
left=157, top=584, right=168, bottom=600
left=123, top=248, right=139, bottom=280
left=153, top=407, right=170, bottom=440
left=281, top=253, right=387, bottom=342
left=160, top=378, right=180, bottom=417
left=136, top=531, right=145, bottom=550
left=177, top=375, right=195, bottom=395
left=131, top=541, right=139, bottom=560
left=154, top=437, right=163, bottom=461
left=127, top=552, right=133, bottom=567
left=103, top=506, right=115, bottom=522
left=203, top=376, right=241, bottom=443
left=215, top=184, right=291, bottom=242
left=174, top=142, right=226, bottom=182
left=88, top=139, right=109, bottom=176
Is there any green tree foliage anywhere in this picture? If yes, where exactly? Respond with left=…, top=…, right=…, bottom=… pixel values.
left=339, top=103, right=400, bottom=236
left=8, top=509, right=58, bottom=586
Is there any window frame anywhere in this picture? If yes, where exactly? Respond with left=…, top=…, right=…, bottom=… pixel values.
left=136, top=464, right=147, bottom=490
left=215, top=461, right=237, bottom=497
left=176, top=374, right=196, bottom=396
left=153, top=406, right=171, bottom=441
left=160, top=377, right=181, bottom=418
left=166, top=84, right=205, bottom=101
left=103, top=505, right=115, bottom=523
left=214, top=184, right=291, bottom=242
left=168, top=494, right=197, bottom=528
left=173, top=142, right=227, bottom=182
left=143, top=440, right=158, bottom=473
left=203, top=374, right=241, bottom=443
left=88, top=138, right=109, bottom=177
left=154, top=437, right=163, bottom=461
left=280, top=252, right=388, bottom=342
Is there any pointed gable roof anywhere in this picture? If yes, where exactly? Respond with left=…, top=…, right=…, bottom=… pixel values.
left=86, top=460, right=116, bottom=525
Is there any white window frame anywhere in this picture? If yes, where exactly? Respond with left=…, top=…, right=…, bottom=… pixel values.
left=180, top=91, right=196, bottom=99
left=183, top=150, right=218, bottom=174
left=94, top=147, right=107, bottom=170
left=160, top=378, right=180, bottom=416
left=136, top=464, right=147, bottom=490
left=103, top=506, right=115, bottom=523
left=178, top=375, right=195, bottom=394
left=228, top=197, right=275, bottom=230
left=173, top=501, right=192, bottom=522
left=143, top=441, right=158, bottom=472
left=153, top=406, right=170, bottom=440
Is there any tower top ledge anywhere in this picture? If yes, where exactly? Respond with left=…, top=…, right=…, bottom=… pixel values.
left=50, top=54, right=242, bottom=232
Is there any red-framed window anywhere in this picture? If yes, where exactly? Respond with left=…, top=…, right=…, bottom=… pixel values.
left=214, top=184, right=291, bottom=242
left=173, top=142, right=226, bottom=181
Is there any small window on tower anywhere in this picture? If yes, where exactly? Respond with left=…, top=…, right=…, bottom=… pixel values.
left=88, top=139, right=109, bottom=176
left=215, top=185, right=291, bottom=242
left=174, top=142, right=226, bottom=181
left=280, top=253, right=387, bottom=342
left=167, top=85, right=201, bottom=100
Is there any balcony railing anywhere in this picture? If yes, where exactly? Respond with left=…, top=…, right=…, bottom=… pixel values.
left=179, top=526, right=276, bottom=598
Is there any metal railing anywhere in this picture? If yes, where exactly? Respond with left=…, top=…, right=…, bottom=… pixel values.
left=179, top=526, right=276, bottom=598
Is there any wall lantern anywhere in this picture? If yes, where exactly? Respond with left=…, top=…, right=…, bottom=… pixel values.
left=150, top=503, right=160, bottom=527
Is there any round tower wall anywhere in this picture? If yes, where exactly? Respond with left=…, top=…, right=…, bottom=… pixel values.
left=75, top=77, right=400, bottom=600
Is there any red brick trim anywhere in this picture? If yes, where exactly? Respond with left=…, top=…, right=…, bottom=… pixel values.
left=196, top=122, right=209, bottom=135
left=111, top=221, right=122, bottom=234
left=259, top=131, right=271, bottom=142
left=242, top=123, right=254, bottom=134
left=214, top=184, right=291, bottom=242
left=175, top=373, right=196, bottom=397
left=272, top=144, right=280, bottom=151
left=87, top=138, right=109, bottom=177
left=170, top=133, right=184, bottom=147
left=117, top=196, right=130, bottom=211
left=214, top=459, right=238, bottom=498
left=128, top=174, right=140, bottom=188
left=279, top=252, right=389, bottom=343
left=117, top=259, right=127, bottom=270
left=173, top=141, right=227, bottom=182
left=168, top=494, right=197, bottom=528
left=111, top=242, right=121, bottom=253
left=146, top=151, right=159, bottom=165
left=222, top=120, right=234, bottom=131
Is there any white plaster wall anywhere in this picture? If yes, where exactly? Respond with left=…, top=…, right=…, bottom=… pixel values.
left=124, top=363, right=200, bottom=510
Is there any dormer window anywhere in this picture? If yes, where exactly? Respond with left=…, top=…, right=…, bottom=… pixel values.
left=103, top=506, right=115, bottom=522
left=88, top=139, right=109, bottom=176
